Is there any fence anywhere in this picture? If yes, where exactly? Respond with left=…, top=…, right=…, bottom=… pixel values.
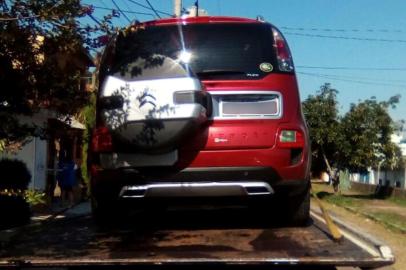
left=349, top=182, right=406, bottom=200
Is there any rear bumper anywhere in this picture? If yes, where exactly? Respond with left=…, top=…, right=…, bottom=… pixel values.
left=120, top=181, right=274, bottom=198
left=91, top=166, right=309, bottom=200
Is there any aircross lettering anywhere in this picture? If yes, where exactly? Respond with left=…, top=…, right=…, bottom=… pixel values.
left=214, top=138, right=228, bottom=143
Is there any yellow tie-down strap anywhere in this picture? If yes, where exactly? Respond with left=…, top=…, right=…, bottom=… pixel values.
left=311, top=188, right=343, bottom=242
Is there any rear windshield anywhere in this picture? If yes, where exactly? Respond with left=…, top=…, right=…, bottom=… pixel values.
left=101, top=23, right=278, bottom=81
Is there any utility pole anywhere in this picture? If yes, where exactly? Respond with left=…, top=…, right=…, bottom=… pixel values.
left=174, top=0, right=182, bottom=17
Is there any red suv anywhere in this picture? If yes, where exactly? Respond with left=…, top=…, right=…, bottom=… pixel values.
left=90, top=16, right=311, bottom=225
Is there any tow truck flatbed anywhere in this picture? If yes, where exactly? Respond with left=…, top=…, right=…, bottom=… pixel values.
left=0, top=204, right=395, bottom=269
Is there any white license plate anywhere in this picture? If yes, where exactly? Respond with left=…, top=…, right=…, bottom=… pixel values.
left=110, top=150, right=178, bottom=167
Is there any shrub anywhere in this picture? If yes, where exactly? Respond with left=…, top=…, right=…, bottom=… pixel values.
left=0, top=158, right=31, bottom=190
left=24, top=189, right=46, bottom=206
left=0, top=196, right=31, bottom=230
left=0, top=159, right=32, bottom=229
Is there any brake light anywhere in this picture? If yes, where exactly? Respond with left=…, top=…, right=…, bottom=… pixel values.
left=272, top=28, right=294, bottom=72
left=91, top=126, right=113, bottom=152
left=278, top=130, right=304, bottom=148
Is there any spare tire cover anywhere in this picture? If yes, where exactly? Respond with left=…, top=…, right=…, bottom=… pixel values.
left=99, top=55, right=208, bottom=152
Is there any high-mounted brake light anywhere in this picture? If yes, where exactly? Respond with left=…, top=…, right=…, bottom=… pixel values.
left=91, top=126, right=113, bottom=152
left=278, top=130, right=304, bottom=148
left=272, top=28, right=294, bottom=72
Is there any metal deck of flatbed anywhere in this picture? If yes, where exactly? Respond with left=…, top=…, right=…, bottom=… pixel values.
left=0, top=204, right=395, bottom=269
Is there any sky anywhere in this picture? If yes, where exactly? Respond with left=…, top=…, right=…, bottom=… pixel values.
left=82, top=0, right=406, bottom=122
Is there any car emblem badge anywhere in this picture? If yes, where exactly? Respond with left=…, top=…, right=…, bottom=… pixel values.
left=259, top=62, right=273, bottom=72
left=138, top=90, right=157, bottom=109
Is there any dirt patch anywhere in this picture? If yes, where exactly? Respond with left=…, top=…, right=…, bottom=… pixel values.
left=313, top=183, right=406, bottom=232
left=316, top=200, right=406, bottom=270
left=366, top=200, right=406, bottom=218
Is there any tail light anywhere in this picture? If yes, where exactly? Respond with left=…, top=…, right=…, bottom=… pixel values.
left=272, top=28, right=294, bottom=72
left=277, top=130, right=304, bottom=148
left=91, top=126, right=113, bottom=152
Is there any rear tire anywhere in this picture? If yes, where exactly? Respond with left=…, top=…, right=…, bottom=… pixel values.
left=287, top=186, right=310, bottom=226
left=91, top=195, right=121, bottom=225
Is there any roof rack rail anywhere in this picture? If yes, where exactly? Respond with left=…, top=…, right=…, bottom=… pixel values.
left=256, top=15, right=265, bottom=22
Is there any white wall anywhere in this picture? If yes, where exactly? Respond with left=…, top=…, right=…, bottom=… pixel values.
left=33, top=137, right=47, bottom=190
left=0, top=137, right=47, bottom=190
left=0, top=111, right=52, bottom=191
left=352, top=168, right=406, bottom=189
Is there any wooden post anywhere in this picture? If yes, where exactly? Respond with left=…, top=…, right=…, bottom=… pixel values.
left=174, top=0, right=182, bottom=17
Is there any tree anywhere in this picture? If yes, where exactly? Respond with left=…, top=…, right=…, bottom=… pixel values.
left=0, top=0, right=114, bottom=151
left=302, top=84, right=402, bottom=175
left=302, top=83, right=342, bottom=173
left=340, top=95, right=402, bottom=172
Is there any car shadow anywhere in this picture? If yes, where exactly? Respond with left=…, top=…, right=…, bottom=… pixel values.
left=97, top=200, right=314, bottom=232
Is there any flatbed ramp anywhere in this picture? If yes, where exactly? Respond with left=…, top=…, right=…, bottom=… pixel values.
left=0, top=206, right=395, bottom=269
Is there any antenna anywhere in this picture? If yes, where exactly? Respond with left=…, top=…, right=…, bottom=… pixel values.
left=256, top=15, right=265, bottom=22
left=195, top=0, right=199, bottom=17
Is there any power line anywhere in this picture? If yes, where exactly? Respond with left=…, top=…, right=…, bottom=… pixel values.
left=299, top=71, right=406, bottom=83
left=217, top=0, right=221, bottom=15
left=91, top=5, right=154, bottom=17
left=121, top=0, right=134, bottom=12
left=87, top=13, right=102, bottom=26
left=126, top=0, right=152, bottom=10
left=112, top=0, right=132, bottom=23
left=77, top=21, right=105, bottom=35
left=126, top=0, right=172, bottom=17
left=99, top=0, right=110, bottom=9
left=0, top=1, right=62, bottom=21
left=284, top=32, right=406, bottom=43
left=145, top=0, right=161, bottom=18
left=296, top=65, right=406, bottom=71
left=0, top=14, right=39, bottom=21
left=297, top=71, right=406, bottom=88
left=280, top=26, right=404, bottom=34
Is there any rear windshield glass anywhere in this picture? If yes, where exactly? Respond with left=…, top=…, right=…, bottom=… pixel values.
left=103, top=23, right=277, bottom=80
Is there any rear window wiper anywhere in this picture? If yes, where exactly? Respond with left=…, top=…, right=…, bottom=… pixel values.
left=196, top=69, right=247, bottom=76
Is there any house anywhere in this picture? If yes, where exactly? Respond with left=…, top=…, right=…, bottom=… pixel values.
left=0, top=39, right=94, bottom=193
left=349, top=133, right=406, bottom=189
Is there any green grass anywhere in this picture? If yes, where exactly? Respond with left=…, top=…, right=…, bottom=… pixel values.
left=313, top=183, right=406, bottom=233
left=313, top=183, right=406, bottom=208
left=388, top=196, right=406, bottom=208
left=311, top=183, right=327, bottom=194
left=365, top=211, right=406, bottom=233
left=317, top=192, right=363, bottom=209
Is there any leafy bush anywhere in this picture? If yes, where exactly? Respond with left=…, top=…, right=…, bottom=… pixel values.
left=0, top=139, right=5, bottom=152
left=339, top=170, right=352, bottom=192
left=0, top=196, right=31, bottom=230
left=24, top=189, right=46, bottom=206
left=0, top=159, right=32, bottom=229
left=0, top=158, right=31, bottom=190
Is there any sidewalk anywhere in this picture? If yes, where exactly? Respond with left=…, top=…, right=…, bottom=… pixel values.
left=0, top=201, right=91, bottom=248
left=31, top=200, right=91, bottom=222
left=312, top=182, right=406, bottom=234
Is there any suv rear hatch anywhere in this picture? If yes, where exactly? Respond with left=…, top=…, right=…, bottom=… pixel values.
left=97, top=20, right=293, bottom=155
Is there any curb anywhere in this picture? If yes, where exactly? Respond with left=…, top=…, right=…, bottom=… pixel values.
left=316, top=198, right=406, bottom=234
left=310, top=204, right=388, bottom=247
left=341, top=205, right=406, bottom=234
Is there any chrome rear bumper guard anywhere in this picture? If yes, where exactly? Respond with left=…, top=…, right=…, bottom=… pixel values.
left=119, top=182, right=274, bottom=198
